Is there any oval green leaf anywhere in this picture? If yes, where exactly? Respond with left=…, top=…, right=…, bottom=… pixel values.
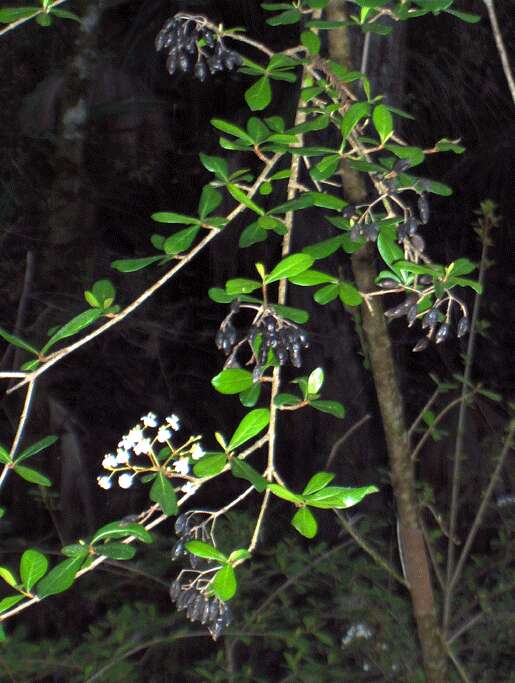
left=150, top=472, right=177, bottom=516
left=13, top=465, right=51, bottom=487
left=36, top=553, right=86, bottom=599
left=211, top=369, right=254, bottom=395
left=185, top=540, right=227, bottom=563
left=265, top=254, right=314, bottom=284
left=227, top=408, right=270, bottom=451
left=20, top=549, right=48, bottom=591
left=291, top=507, right=318, bottom=539
left=211, top=564, right=237, bottom=601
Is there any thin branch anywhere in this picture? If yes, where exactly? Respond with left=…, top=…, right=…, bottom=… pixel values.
left=482, top=0, right=515, bottom=103
left=325, top=413, right=371, bottom=469
left=407, top=387, right=440, bottom=443
left=443, top=214, right=491, bottom=633
left=0, top=379, right=36, bottom=493
left=6, top=154, right=283, bottom=395
left=0, top=0, right=70, bottom=37
left=449, top=421, right=514, bottom=593
left=444, top=640, right=473, bottom=683
left=335, top=511, right=408, bottom=587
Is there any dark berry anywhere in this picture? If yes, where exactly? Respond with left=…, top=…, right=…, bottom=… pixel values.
left=413, top=337, right=430, bottom=353
left=169, top=579, right=181, bottom=602
left=407, top=304, right=418, bottom=326
left=394, top=158, right=412, bottom=173
left=418, top=193, right=430, bottom=224
left=407, top=216, right=418, bottom=236
left=342, top=205, right=356, bottom=219
left=435, top=323, right=450, bottom=344
left=422, top=309, right=438, bottom=329
left=457, top=316, right=469, bottom=338
left=411, top=234, right=425, bottom=252
left=175, top=514, right=187, bottom=535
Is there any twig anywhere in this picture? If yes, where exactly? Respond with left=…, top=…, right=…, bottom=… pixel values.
left=443, top=213, right=491, bottom=633
left=6, top=154, right=283, bottom=395
left=482, top=0, right=515, bottom=103
left=444, top=640, right=473, bottom=683
left=407, top=387, right=440, bottom=443
left=335, top=511, right=408, bottom=587
left=0, top=0, right=70, bottom=37
left=325, top=413, right=371, bottom=469
left=448, top=421, right=514, bottom=593
left=0, top=379, right=36, bottom=493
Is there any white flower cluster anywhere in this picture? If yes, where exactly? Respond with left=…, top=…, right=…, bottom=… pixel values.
left=97, top=412, right=204, bottom=494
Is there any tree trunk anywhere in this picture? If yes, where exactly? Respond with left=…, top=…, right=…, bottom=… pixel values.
left=326, top=2, right=448, bottom=680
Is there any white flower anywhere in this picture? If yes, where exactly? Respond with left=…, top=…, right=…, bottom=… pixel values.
left=102, top=453, right=118, bottom=469
left=133, top=437, right=152, bottom=456
left=118, top=473, right=134, bottom=489
left=125, top=425, right=144, bottom=447
left=166, top=414, right=181, bottom=431
left=180, top=481, right=198, bottom=495
left=97, top=475, right=112, bottom=490
left=172, top=457, right=190, bottom=476
left=157, top=426, right=172, bottom=443
left=116, top=448, right=130, bottom=464
left=141, top=412, right=158, bottom=428
left=341, top=623, right=372, bottom=646
left=190, top=443, right=204, bottom=460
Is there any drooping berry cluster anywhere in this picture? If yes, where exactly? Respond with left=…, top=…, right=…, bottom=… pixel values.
left=215, top=302, right=310, bottom=378
left=170, top=512, right=232, bottom=640
left=155, top=14, right=242, bottom=81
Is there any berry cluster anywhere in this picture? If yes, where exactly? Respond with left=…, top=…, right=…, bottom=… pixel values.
left=170, top=512, right=232, bottom=640
left=169, top=578, right=233, bottom=640
left=383, top=293, right=469, bottom=352
left=155, top=14, right=242, bottom=81
left=215, top=303, right=310, bottom=378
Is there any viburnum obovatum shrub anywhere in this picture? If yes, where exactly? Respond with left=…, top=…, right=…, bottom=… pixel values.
left=0, top=0, right=487, bottom=648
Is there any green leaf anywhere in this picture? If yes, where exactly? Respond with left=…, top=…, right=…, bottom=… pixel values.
left=212, top=564, right=237, bottom=601
left=212, top=369, right=254, bottom=395
left=341, top=102, right=370, bottom=141
left=303, top=236, right=343, bottom=260
left=226, top=278, right=262, bottom=295
left=0, top=594, right=24, bottom=613
left=377, top=229, right=405, bottom=274
left=449, top=277, right=482, bottom=294
left=163, top=226, right=200, bottom=255
left=228, top=408, right=270, bottom=451
left=230, top=459, right=267, bottom=492
left=309, top=400, right=345, bottom=418
left=302, top=472, right=335, bottom=496
left=338, top=282, right=363, bottom=306
left=91, top=521, right=153, bottom=545
left=15, top=435, right=58, bottom=465
left=445, top=8, right=481, bottom=23
left=151, top=211, right=200, bottom=225
left=270, top=304, right=309, bottom=324
left=265, top=254, right=314, bottom=284
left=245, top=76, right=272, bottom=112
left=274, top=393, right=301, bottom=407
left=239, top=222, right=268, bottom=248
left=208, top=287, right=235, bottom=304
left=41, top=309, right=102, bottom=354
left=150, top=472, right=177, bottom=515
left=247, top=117, right=270, bottom=143
left=90, top=279, right=116, bottom=308
left=61, top=544, right=87, bottom=558
left=372, top=104, right=393, bottom=144
left=266, top=8, right=301, bottom=25
left=20, top=549, right=48, bottom=591
left=240, top=382, right=261, bottom=407
left=307, top=367, right=324, bottom=395
left=0, top=327, right=39, bottom=355
left=289, top=269, right=336, bottom=286
left=186, top=540, right=227, bottom=563
left=435, top=138, right=465, bottom=154
left=269, top=195, right=314, bottom=215
left=227, top=184, right=265, bottom=215
left=193, top=452, right=227, bottom=478
left=228, top=548, right=252, bottom=564
left=198, top=185, right=223, bottom=219
left=310, top=155, right=340, bottom=182
left=36, top=554, right=86, bottom=599
left=36, top=12, right=52, bottom=26
left=305, top=484, right=378, bottom=509
left=111, top=255, right=163, bottom=272
left=49, top=8, right=81, bottom=22
left=291, top=507, right=318, bottom=539
left=92, top=543, right=136, bottom=561
left=211, top=118, right=253, bottom=143
left=301, top=30, right=321, bottom=56
left=314, top=283, right=339, bottom=305
left=268, top=483, right=304, bottom=504
left=448, top=258, right=477, bottom=277
left=0, top=567, right=18, bottom=588
left=13, top=465, right=51, bottom=487
left=385, top=144, right=425, bottom=166
left=0, top=8, right=39, bottom=23
left=199, top=154, right=229, bottom=181
left=0, top=445, right=12, bottom=465
left=307, top=192, right=347, bottom=211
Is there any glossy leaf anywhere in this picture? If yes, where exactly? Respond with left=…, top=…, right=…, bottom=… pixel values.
left=265, top=254, right=314, bottom=284
left=303, top=236, right=343, bottom=260
left=111, top=256, right=164, bottom=272
left=163, top=226, right=200, bottom=255
left=20, top=549, right=48, bottom=591
left=193, top=452, right=227, bottom=478
left=341, top=102, right=370, bottom=140
left=91, top=521, right=153, bottom=545
left=211, top=119, right=253, bottom=143
left=0, top=327, right=38, bottom=355
left=372, top=104, right=393, bottom=144
left=0, top=445, right=12, bottom=465
left=0, top=7, right=39, bottom=23
left=302, top=472, right=335, bottom=496
left=14, top=465, right=51, bottom=487
left=41, top=309, right=103, bottom=354
left=15, top=435, right=58, bottom=465
left=0, top=595, right=24, bottom=613
left=212, top=564, right=237, bottom=601
left=212, top=369, right=254, bottom=394
left=227, top=184, right=265, bottom=215
left=309, top=400, right=346, bottom=418
left=338, top=282, right=363, bottom=306
left=186, top=540, right=227, bottom=563
left=150, top=472, right=177, bottom=515
left=291, top=507, right=318, bottom=539
left=289, top=270, right=336, bottom=286
left=198, top=185, right=223, bottom=219
left=227, top=408, right=270, bottom=451
left=199, top=154, right=229, bottom=181
left=305, top=485, right=378, bottom=509
left=274, top=393, right=301, bottom=407
left=270, top=304, right=309, bottom=324
left=266, top=9, right=302, bottom=25
left=93, top=543, right=136, bottom=561
left=228, top=548, right=252, bottom=564
left=226, top=278, right=262, bottom=295
left=230, top=458, right=267, bottom=492
left=313, top=283, right=339, bottom=305
left=245, top=76, right=272, bottom=111
left=301, top=30, right=321, bottom=56
left=268, top=483, right=304, bottom=505
left=239, top=222, right=268, bottom=248
left=151, top=211, right=200, bottom=225
left=36, top=553, right=86, bottom=598
left=307, top=367, right=324, bottom=395
left=0, top=567, right=18, bottom=588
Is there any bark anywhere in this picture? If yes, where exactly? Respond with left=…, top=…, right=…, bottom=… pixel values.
left=326, top=2, right=448, bottom=681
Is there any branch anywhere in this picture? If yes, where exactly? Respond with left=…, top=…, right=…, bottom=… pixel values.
left=482, top=0, right=515, bottom=104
